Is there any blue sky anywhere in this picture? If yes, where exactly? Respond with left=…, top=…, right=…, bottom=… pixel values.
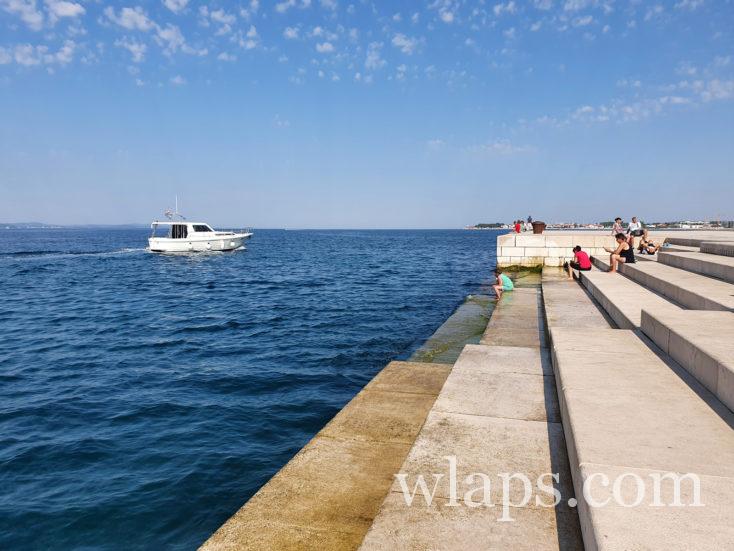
left=1, top=0, right=733, bottom=227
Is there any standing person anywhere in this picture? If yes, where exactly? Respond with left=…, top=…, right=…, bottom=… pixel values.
left=626, top=216, right=648, bottom=246
left=563, top=245, right=592, bottom=280
left=604, top=233, right=635, bottom=273
left=611, top=217, right=624, bottom=236
left=514, top=220, right=522, bottom=233
left=492, top=268, right=514, bottom=299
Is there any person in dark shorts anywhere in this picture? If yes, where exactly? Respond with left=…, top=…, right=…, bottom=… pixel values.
left=563, top=245, right=592, bottom=280
left=637, top=237, right=661, bottom=255
left=605, top=233, right=635, bottom=273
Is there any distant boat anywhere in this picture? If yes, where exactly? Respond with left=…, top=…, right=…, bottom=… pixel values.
left=148, top=199, right=252, bottom=253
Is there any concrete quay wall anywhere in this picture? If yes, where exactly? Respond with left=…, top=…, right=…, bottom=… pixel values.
left=497, top=233, right=618, bottom=268
left=497, top=230, right=734, bottom=268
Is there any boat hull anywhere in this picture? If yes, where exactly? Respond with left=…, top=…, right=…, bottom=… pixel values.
left=148, top=233, right=252, bottom=253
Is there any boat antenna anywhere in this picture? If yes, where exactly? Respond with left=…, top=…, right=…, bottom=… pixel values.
left=164, top=196, right=186, bottom=220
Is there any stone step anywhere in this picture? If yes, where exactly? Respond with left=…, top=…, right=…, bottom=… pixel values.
left=360, top=288, right=583, bottom=550
left=641, top=309, right=734, bottom=412
left=664, top=236, right=734, bottom=248
left=701, top=241, right=734, bottom=257
left=577, top=263, right=681, bottom=329
left=549, top=326, right=734, bottom=551
left=592, top=254, right=734, bottom=312
left=541, top=268, right=612, bottom=329
left=658, top=251, right=734, bottom=284
left=199, top=360, right=451, bottom=550
left=481, top=287, right=546, bottom=348
left=661, top=244, right=700, bottom=252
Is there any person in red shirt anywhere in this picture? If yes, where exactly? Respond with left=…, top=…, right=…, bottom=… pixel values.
left=514, top=220, right=522, bottom=233
left=564, top=245, right=592, bottom=280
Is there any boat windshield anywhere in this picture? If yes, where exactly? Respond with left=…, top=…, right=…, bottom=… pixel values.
left=192, top=224, right=214, bottom=232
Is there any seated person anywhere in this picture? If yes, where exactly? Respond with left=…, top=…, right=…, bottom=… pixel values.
left=492, top=268, right=514, bottom=299
left=626, top=216, right=648, bottom=246
left=605, top=233, right=635, bottom=272
left=563, top=245, right=592, bottom=280
left=637, top=237, right=661, bottom=255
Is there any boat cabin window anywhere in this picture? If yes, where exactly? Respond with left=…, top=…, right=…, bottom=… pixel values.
left=170, top=224, right=188, bottom=239
left=192, top=224, right=213, bottom=232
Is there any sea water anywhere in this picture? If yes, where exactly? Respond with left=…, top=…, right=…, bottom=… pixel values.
left=0, top=228, right=500, bottom=550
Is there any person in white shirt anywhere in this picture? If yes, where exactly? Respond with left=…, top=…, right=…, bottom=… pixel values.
left=626, top=216, right=648, bottom=246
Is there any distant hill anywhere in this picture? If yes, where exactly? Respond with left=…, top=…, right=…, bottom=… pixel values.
left=0, top=222, right=63, bottom=229
left=0, top=222, right=148, bottom=229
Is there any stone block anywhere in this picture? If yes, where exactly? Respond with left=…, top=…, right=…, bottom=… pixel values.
left=433, top=370, right=560, bottom=422
left=593, top=235, right=617, bottom=247
left=514, top=235, right=547, bottom=247
left=544, top=235, right=575, bottom=248
left=497, top=234, right=516, bottom=246
left=496, top=256, right=512, bottom=266
left=546, top=247, right=570, bottom=257
left=701, top=241, right=734, bottom=257
left=572, top=235, right=597, bottom=247
left=359, top=493, right=583, bottom=551
left=500, top=246, right=525, bottom=256
left=719, top=363, right=734, bottom=412
left=524, top=247, right=550, bottom=257
left=544, top=257, right=563, bottom=267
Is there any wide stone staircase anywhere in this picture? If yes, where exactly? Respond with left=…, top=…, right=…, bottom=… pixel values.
left=201, top=236, right=734, bottom=550
left=553, top=237, right=734, bottom=549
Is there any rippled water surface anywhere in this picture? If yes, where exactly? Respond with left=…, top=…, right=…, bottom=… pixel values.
left=1, top=228, right=499, bottom=550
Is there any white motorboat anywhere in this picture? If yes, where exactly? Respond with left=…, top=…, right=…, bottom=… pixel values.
left=148, top=201, right=252, bottom=253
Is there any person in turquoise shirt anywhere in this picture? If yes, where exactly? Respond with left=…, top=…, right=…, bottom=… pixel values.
left=493, top=268, right=514, bottom=299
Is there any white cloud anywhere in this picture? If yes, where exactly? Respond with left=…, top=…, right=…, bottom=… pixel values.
left=315, top=41, right=334, bottom=53
left=217, top=52, right=237, bottom=61
left=644, top=5, right=664, bottom=21
left=170, top=74, right=186, bottom=85
left=104, top=6, right=155, bottom=32
left=4, top=39, right=75, bottom=66
left=283, top=26, right=299, bottom=39
left=2, top=0, right=44, bottom=31
left=115, top=37, right=147, bottom=62
left=210, top=8, right=235, bottom=25
left=493, top=2, right=516, bottom=16
left=503, top=27, right=516, bottom=39
left=534, top=0, right=552, bottom=9
left=675, top=0, right=704, bottom=10
left=468, top=139, right=534, bottom=156
left=275, top=0, right=310, bottom=13
left=162, top=0, right=188, bottom=14
left=320, top=0, right=337, bottom=10
left=45, top=0, right=84, bottom=24
left=563, top=0, right=588, bottom=11
left=365, top=41, right=385, bottom=70
left=391, top=33, right=418, bottom=55
left=273, top=114, right=290, bottom=127
left=530, top=21, right=542, bottom=31
left=231, top=25, right=258, bottom=49
left=700, top=79, right=734, bottom=102
left=155, top=24, right=185, bottom=54
left=573, top=15, right=593, bottom=26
